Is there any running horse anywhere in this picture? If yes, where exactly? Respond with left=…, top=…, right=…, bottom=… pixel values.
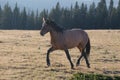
left=40, top=18, right=91, bottom=69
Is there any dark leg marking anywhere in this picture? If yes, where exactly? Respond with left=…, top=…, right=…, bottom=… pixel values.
left=76, top=53, right=83, bottom=66
left=83, top=50, right=90, bottom=68
left=64, top=50, right=74, bottom=69
left=46, top=47, right=54, bottom=67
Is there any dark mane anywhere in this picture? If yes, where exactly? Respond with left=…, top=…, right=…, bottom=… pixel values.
left=47, top=20, right=64, bottom=32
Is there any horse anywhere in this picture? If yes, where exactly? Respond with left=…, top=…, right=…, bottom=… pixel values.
left=40, top=18, right=91, bottom=69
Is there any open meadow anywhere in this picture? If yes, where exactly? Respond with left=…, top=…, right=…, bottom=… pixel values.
left=0, top=30, right=120, bottom=80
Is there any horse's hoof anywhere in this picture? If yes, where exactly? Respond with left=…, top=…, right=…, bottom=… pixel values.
left=71, top=65, right=74, bottom=69
left=47, top=63, right=50, bottom=67
left=71, top=66, right=75, bottom=69
left=87, top=65, right=90, bottom=68
left=76, top=61, right=80, bottom=67
left=76, top=64, right=80, bottom=67
left=47, top=65, right=50, bottom=67
left=71, top=67, right=75, bottom=70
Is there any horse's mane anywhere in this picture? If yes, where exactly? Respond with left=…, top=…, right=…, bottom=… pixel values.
left=46, top=20, right=64, bottom=32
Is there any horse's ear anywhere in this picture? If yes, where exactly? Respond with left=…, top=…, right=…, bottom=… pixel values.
left=43, top=17, right=46, bottom=22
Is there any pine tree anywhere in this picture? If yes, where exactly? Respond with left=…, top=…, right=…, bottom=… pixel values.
left=49, top=2, right=62, bottom=24
left=0, top=6, right=2, bottom=28
left=96, top=0, right=108, bottom=28
left=60, top=8, right=71, bottom=29
left=80, top=3, right=87, bottom=28
left=20, top=7, right=27, bottom=29
left=13, top=3, right=20, bottom=29
left=117, top=0, right=120, bottom=27
left=108, top=0, right=114, bottom=28
left=87, top=2, right=96, bottom=28
left=27, top=11, right=35, bottom=30
left=35, top=10, right=41, bottom=30
left=111, top=8, right=118, bottom=28
left=73, top=1, right=80, bottom=27
left=39, top=9, right=48, bottom=29
left=1, top=3, right=12, bottom=29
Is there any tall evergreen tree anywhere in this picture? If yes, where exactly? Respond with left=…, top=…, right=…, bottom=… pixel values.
left=60, top=8, right=72, bottom=29
left=40, top=9, right=48, bottom=19
left=27, top=11, right=35, bottom=30
left=87, top=2, right=96, bottom=28
left=35, top=10, right=41, bottom=29
left=73, top=1, right=80, bottom=27
left=0, top=6, right=2, bottom=28
left=69, top=5, right=75, bottom=28
left=108, top=0, right=114, bottom=28
left=20, top=7, right=27, bottom=29
left=117, top=0, right=120, bottom=27
left=49, top=2, right=62, bottom=24
left=80, top=3, right=87, bottom=28
left=39, top=9, right=48, bottom=29
left=111, top=8, right=118, bottom=28
left=1, top=3, right=12, bottom=29
left=96, top=0, right=108, bottom=28
left=13, top=3, right=20, bottom=29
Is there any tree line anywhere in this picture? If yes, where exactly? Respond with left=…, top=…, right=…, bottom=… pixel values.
left=0, top=3, right=41, bottom=30
left=0, top=0, right=120, bottom=30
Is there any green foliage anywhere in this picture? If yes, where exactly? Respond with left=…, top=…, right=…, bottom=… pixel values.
left=70, top=72, right=120, bottom=80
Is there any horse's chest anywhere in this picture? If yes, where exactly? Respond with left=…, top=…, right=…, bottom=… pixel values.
left=51, top=37, right=65, bottom=49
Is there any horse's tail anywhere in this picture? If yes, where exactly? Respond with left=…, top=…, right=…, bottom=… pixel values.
left=86, top=38, right=91, bottom=58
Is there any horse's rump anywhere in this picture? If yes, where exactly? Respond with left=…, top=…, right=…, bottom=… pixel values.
left=63, top=29, right=89, bottom=49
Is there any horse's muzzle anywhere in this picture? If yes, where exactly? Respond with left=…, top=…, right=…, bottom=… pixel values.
left=40, top=32, right=44, bottom=36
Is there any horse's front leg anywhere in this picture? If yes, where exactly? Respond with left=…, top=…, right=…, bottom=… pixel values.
left=64, top=50, right=74, bottom=69
left=46, top=47, right=54, bottom=67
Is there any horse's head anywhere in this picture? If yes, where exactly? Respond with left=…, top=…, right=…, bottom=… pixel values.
left=40, top=18, right=52, bottom=36
left=40, top=17, right=63, bottom=36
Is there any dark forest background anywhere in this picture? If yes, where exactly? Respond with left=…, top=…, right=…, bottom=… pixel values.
left=0, top=0, right=120, bottom=30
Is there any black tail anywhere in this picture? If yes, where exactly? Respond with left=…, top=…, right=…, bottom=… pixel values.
left=86, top=38, right=91, bottom=57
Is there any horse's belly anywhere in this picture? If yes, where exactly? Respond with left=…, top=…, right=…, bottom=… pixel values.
left=51, top=40, right=66, bottom=50
left=65, top=40, right=80, bottom=49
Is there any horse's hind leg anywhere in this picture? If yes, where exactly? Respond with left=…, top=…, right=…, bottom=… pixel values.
left=76, top=46, right=90, bottom=68
left=76, top=53, right=83, bottom=66
left=83, top=49, right=90, bottom=68
left=76, top=45, right=83, bottom=66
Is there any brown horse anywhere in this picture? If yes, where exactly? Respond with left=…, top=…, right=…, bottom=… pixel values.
left=40, top=18, right=91, bottom=69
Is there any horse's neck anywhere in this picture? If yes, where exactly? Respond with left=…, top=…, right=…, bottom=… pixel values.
left=50, top=30, right=63, bottom=43
left=50, top=31, right=58, bottom=40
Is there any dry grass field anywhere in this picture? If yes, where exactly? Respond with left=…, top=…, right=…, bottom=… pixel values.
left=0, top=30, right=120, bottom=80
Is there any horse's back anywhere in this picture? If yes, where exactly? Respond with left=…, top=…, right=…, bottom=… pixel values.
left=64, top=29, right=88, bottom=49
left=65, top=29, right=88, bottom=40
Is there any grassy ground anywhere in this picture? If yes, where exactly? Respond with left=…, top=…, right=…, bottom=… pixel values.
left=0, top=30, right=120, bottom=80
left=71, top=72, right=120, bottom=80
